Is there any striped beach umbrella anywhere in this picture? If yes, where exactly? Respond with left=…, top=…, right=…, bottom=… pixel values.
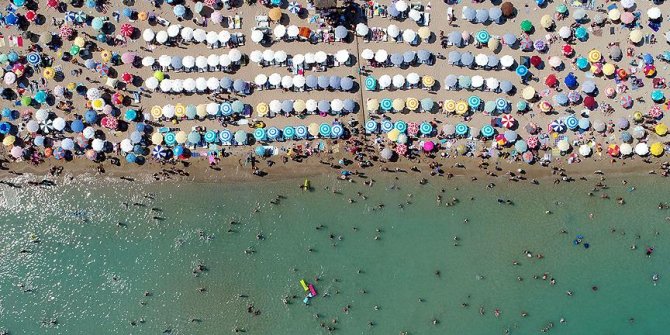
left=365, top=120, right=378, bottom=133
left=331, top=124, right=344, bottom=138
left=380, top=98, right=393, bottom=111
left=26, top=52, right=41, bottom=66
left=468, top=95, right=481, bottom=109
left=295, top=125, right=308, bottom=138
left=496, top=98, right=508, bottom=110
left=455, top=123, right=469, bottom=135
left=480, top=124, right=495, bottom=137
left=381, top=120, right=394, bottom=132
left=365, top=76, right=377, bottom=91
left=319, top=123, right=332, bottom=137
left=407, top=122, right=419, bottom=136
left=444, top=100, right=456, bottom=112
left=565, top=115, right=579, bottom=129
left=267, top=127, right=281, bottom=140
left=254, top=128, right=266, bottom=141
left=476, top=30, right=490, bottom=44
left=164, top=132, right=176, bottom=146
left=220, top=102, right=233, bottom=116
left=420, top=122, right=432, bottom=135
left=219, top=129, right=232, bottom=143
left=394, top=120, right=407, bottom=133
left=283, top=126, right=296, bottom=139
left=550, top=120, right=567, bottom=132
left=152, top=145, right=167, bottom=159
left=501, top=114, right=515, bottom=128
left=204, top=130, right=218, bottom=143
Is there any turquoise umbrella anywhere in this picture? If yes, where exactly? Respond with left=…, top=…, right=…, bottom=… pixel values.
left=164, top=132, right=176, bottom=146
left=187, top=131, right=201, bottom=144
left=455, top=123, right=469, bottom=135
left=419, top=122, right=432, bottom=135
left=380, top=98, right=393, bottom=111
left=124, top=109, right=137, bottom=121
left=33, top=90, right=47, bottom=104
left=283, top=126, right=296, bottom=138
left=574, top=26, right=588, bottom=40
left=91, top=17, right=104, bottom=30
left=515, top=140, right=528, bottom=152
left=467, top=95, right=481, bottom=109
left=476, top=29, right=490, bottom=44
left=365, top=76, right=377, bottom=91
left=253, top=128, right=266, bottom=141
left=420, top=98, right=434, bottom=111
left=480, top=124, right=495, bottom=137
left=365, top=120, right=378, bottom=133
left=515, top=65, right=528, bottom=77
left=394, top=120, right=407, bottom=132
left=651, top=89, right=664, bottom=102
left=484, top=101, right=496, bottom=113
left=219, top=129, right=232, bottom=143
left=381, top=120, right=393, bottom=132
left=576, top=57, right=589, bottom=70
left=517, top=100, right=527, bottom=111
left=186, top=105, right=197, bottom=119
left=319, top=123, right=331, bottom=137
left=232, top=101, right=244, bottom=114
left=204, top=130, right=218, bottom=143
left=566, top=115, right=579, bottom=129
left=495, top=98, right=508, bottom=110
left=234, top=130, right=247, bottom=144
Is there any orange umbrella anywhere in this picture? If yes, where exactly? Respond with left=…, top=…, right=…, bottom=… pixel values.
left=269, top=8, right=282, bottom=21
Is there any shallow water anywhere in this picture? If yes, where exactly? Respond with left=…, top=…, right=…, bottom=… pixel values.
left=0, top=174, right=669, bottom=334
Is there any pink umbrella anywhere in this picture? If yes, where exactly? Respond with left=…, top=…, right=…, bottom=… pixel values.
left=407, top=122, right=419, bottom=136
left=605, top=87, right=616, bottom=98
left=59, top=25, right=73, bottom=39
left=121, top=52, right=136, bottom=64
left=101, top=116, right=118, bottom=129
left=527, top=136, right=539, bottom=148
left=649, top=105, right=663, bottom=118
left=111, top=92, right=124, bottom=105
left=102, top=104, right=113, bottom=115
left=204, top=0, right=217, bottom=7
left=621, top=12, right=635, bottom=24
left=210, top=11, right=223, bottom=24
left=620, top=95, right=633, bottom=108
left=395, top=144, right=407, bottom=155
left=120, top=23, right=134, bottom=37
left=10, top=146, right=23, bottom=158
left=522, top=151, right=534, bottom=163
left=121, top=72, right=133, bottom=84
left=422, top=141, right=434, bottom=152
left=501, top=114, right=515, bottom=128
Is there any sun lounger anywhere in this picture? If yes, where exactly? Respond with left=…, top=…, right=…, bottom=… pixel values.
left=423, top=12, right=430, bottom=26
left=234, top=15, right=241, bottom=29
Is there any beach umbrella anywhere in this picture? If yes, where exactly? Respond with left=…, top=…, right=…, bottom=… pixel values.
left=455, top=123, right=469, bottom=136
left=496, top=98, right=508, bottom=111
left=458, top=76, right=471, bottom=89
left=445, top=75, right=458, bottom=89
left=577, top=118, right=590, bottom=130
left=365, top=120, right=378, bottom=133
left=516, top=65, right=528, bottom=77
left=480, top=125, right=495, bottom=138
left=378, top=75, right=392, bottom=90
left=476, top=30, right=490, bottom=44
left=504, top=130, right=517, bottom=142
left=475, top=9, right=489, bottom=23
left=620, top=95, right=633, bottom=109
left=620, top=143, right=633, bottom=156
left=632, top=126, right=646, bottom=139
left=578, top=144, right=591, bottom=157
left=650, top=143, right=664, bottom=157
left=592, top=120, right=606, bottom=132
left=486, top=78, right=499, bottom=91
left=266, top=127, right=280, bottom=141
left=520, top=20, right=533, bottom=33
left=448, top=31, right=462, bottom=46
left=501, top=114, right=515, bottom=129
left=635, top=143, right=649, bottom=156
left=502, top=33, right=517, bottom=46
left=420, top=98, right=434, bottom=112
left=556, top=140, right=570, bottom=152
left=498, top=80, right=512, bottom=94
left=380, top=120, right=393, bottom=133
left=550, top=120, right=566, bottom=133
left=651, top=90, right=664, bottom=102
left=656, top=123, right=668, bottom=136
left=565, top=115, right=579, bottom=130
left=460, top=52, right=474, bottom=67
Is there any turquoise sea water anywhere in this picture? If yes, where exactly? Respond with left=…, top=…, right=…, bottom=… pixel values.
left=0, top=174, right=669, bottom=334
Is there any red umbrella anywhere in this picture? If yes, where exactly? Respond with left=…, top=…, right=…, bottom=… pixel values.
left=584, top=96, right=597, bottom=109
left=25, top=10, right=36, bottom=21
left=530, top=55, right=542, bottom=68
left=111, top=92, right=124, bottom=105
left=101, top=116, right=118, bottom=129
left=120, top=23, right=134, bottom=37
left=501, top=114, right=515, bottom=128
left=562, top=44, right=573, bottom=56
left=545, top=74, right=558, bottom=87
left=121, top=72, right=133, bottom=83
left=47, top=0, right=59, bottom=8
left=607, top=144, right=620, bottom=157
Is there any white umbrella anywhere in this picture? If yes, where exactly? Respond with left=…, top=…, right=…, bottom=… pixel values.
left=293, top=54, right=304, bottom=65
left=548, top=56, right=562, bottom=68
left=35, top=108, right=49, bottom=121
left=475, top=53, right=488, bottom=67
left=379, top=75, right=391, bottom=89
left=408, top=9, right=421, bottom=22
left=356, top=23, right=369, bottom=36
left=92, top=139, right=105, bottom=152
left=269, top=100, right=281, bottom=112
left=274, top=25, right=286, bottom=38
left=306, top=99, right=317, bottom=112
left=275, top=50, right=288, bottom=63
left=647, top=7, right=661, bottom=20
left=86, top=87, right=101, bottom=100
left=182, top=56, right=195, bottom=68
left=218, top=30, right=230, bottom=43
left=196, top=56, right=208, bottom=68
left=159, top=79, right=172, bottom=92
left=171, top=79, right=183, bottom=92
left=331, top=99, right=344, bottom=112
left=407, top=72, right=420, bottom=84
left=219, top=54, right=231, bottom=67
left=195, top=77, right=207, bottom=91
left=183, top=78, right=196, bottom=91
left=229, top=49, right=242, bottom=62
left=314, top=51, right=328, bottom=63
left=207, top=102, right=219, bottom=115
left=287, top=25, right=299, bottom=37
left=207, top=54, right=219, bottom=67
left=254, top=74, right=268, bottom=86
left=263, top=49, right=275, bottom=62
left=388, top=25, right=400, bottom=38
left=281, top=75, right=293, bottom=89
left=392, top=74, right=405, bottom=88
left=395, top=0, right=407, bottom=12
left=156, top=30, right=168, bottom=44
left=181, top=27, right=194, bottom=41
left=269, top=73, right=282, bottom=86
left=26, top=120, right=39, bottom=132
left=207, top=77, right=219, bottom=90
left=557, top=139, right=570, bottom=152
left=486, top=77, right=499, bottom=90
left=142, top=56, right=155, bottom=67
left=145, top=77, right=159, bottom=90
left=193, top=29, right=206, bottom=43
left=304, top=53, right=315, bottom=64
left=374, top=49, right=388, bottom=62
left=620, top=143, right=633, bottom=156
left=158, top=55, right=171, bottom=67
left=361, top=49, right=374, bottom=60
left=142, top=28, right=155, bottom=42
left=206, top=31, right=219, bottom=45
left=635, top=142, right=649, bottom=156
left=621, top=0, right=635, bottom=9
left=83, top=127, right=95, bottom=139
left=292, top=75, right=305, bottom=88
left=579, top=144, right=591, bottom=157
left=120, top=138, right=133, bottom=153
left=249, top=50, right=263, bottom=63
left=402, top=29, right=416, bottom=43
left=335, top=50, right=349, bottom=63
left=251, top=30, right=264, bottom=43
left=471, top=75, right=484, bottom=88
left=167, top=24, right=181, bottom=38
left=558, top=26, right=571, bottom=39
left=500, top=55, right=515, bottom=68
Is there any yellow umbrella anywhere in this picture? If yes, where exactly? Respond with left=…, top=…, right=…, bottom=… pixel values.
left=174, top=103, right=186, bottom=118
left=417, top=27, right=430, bottom=39
left=308, top=122, right=319, bottom=136
left=138, top=11, right=148, bottom=21
left=387, top=128, right=400, bottom=141
left=150, top=105, right=162, bottom=119
left=633, top=111, right=643, bottom=121
left=42, top=67, right=55, bottom=79
left=422, top=76, right=435, bottom=88
left=151, top=132, right=164, bottom=145
left=455, top=100, right=468, bottom=115
left=196, top=104, right=207, bottom=118
left=406, top=98, right=419, bottom=111
left=539, top=101, right=553, bottom=113
left=91, top=98, right=105, bottom=110
left=293, top=99, right=306, bottom=112
left=100, top=50, right=112, bottom=62
left=629, top=29, right=642, bottom=43
left=66, top=82, right=76, bottom=91
left=73, top=36, right=85, bottom=47
left=175, top=131, right=187, bottom=144
left=608, top=8, right=621, bottom=21
left=366, top=99, right=379, bottom=111
left=602, top=63, right=616, bottom=76
left=256, top=102, right=269, bottom=117
left=444, top=100, right=456, bottom=112
left=655, top=123, right=668, bottom=136
left=487, top=38, right=499, bottom=51
left=540, top=15, right=554, bottom=29
left=3, top=135, right=15, bottom=146
left=392, top=98, right=405, bottom=111
left=588, top=49, right=601, bottom=63
left=269, top=8, right=282, bottom=21
left=522, top=86, right=536, bottom=100
left=650, top=142, right=664, bottom=156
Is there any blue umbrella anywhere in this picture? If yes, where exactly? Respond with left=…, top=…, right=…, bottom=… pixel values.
left=334, top=26, right=348, bottom=40
left=283, top=126, right=295, bottom=139
left=503, top=33, right=517, bottom=46
left=186, top=105, right=197, bottom=119
left=343, top=99, right=356, bottom=112
left=403, top=51, right=416, bottom=64
left=419, top=122, right=432, bottom=135
left=516, top=65, right=528, bottom=77
left=130, top=131, right=142, bottom=144
left=581, top=80, right=596, bottom=94
left=233, top=79, right=247, bottom=93
left=341, top=77, right=354, bottom=91
left=152, top=145, right=167, bottom=159
left=126, top=153, right=137, bottom=163
left=651, top=90, right=664, bottom=102
left=620, top=131, right=632, bottom=143
left=231, top=101, right=244, bottom=114
left=266, top=127, right=280, bottom=140
left=0, top=122, right=11, bottom=134
left=318, top=100, right=330, bottom=112
left=417, top=50, right=431, bottom=63
left=164, top=132, right=176, bottom=146
left=365, top=76, right=377, bottom=91
left=365, top=120, right=378, bottom=133
left=455, top=123, right=469, bottom=135
left=84, top=110, right=97, bottom=123
left=4, top=13, right=18, bottom=26
left=445, top=74, right=458, bottom=88
left=574, top=27, right=588, bottom=41
left=420, top=98, right=434, bottom=111
left=84, top=59, right=96, bottom=69
left=554, top=93, right=569, bottom=105
left=220, top=102, right=233, bottom=116
left=171, top=56, right=183, bottom=69
left=219, top=129, right=232, bottom=143
left=173, top=5, right=186, bottom=17
left=564, top=73, right=578, bottom=88
left=71, top=119, right=85, bottom=132
left=234, top=130, right=247, bottom=144
left=34, top=136, right=45, bottom=147
left=448, top=51, right=461, bottom=65
left=317, top=76, right=329, bottom=89
left=204, top=130, right=218, bottom=143
left=34, top=91, right=48, bottom=104
left=281, top=100, right=293, bottom=114
left=390, top=53, right=403, bottom=66
left=331, top=124, right=344, bottom=138
left=91, top=17, right=104, bottom=30
left=448, top=31, right=462, bottom=46
left=489, top=7, right=503, bottom=22
left=475, top=9, right=489, bottom=23
left=329, top=76, right=341, bottom=90
left=123, top=8, right=134, bottom=18
left=253, top=128, right=266, bottom=141
left=565, top=115, right=579, bottom=129
left=515, top=140, right=528, bottom=152
left=551, top=120, right=567, bottom=132
left=97, top=33, right=107, bottom=42
left=578, top=118, right=590, bottom=130
left=643, top=53, right=654, bottom=65
left=388, top=5, right=399, bottom=18
left=462, top=7, right=476, bottom=21
left=7, top=51, right=19, bottom=63
left=461, top=52, right=474, bottom=67
left=468, top=95, right=481, bottom=109
left=86, top=0, right=96, bottom=8
left=576, top=57, right=589, bottom=70
left=255, top=146, right=267, bottom=156
left=394, top=120, right=407, bottom=133
left=220, top=77, right=233, bottom=90
left=319, top=123, right=331, bottom=137
left=504, top=130, right=518, bottom=142
left=480, top=125, right=495, bottom=137
left=187, top=132, right=201, bottom=145
left=12, top=0, right=25, bottom=6
left=173, top=145, right=184, bottom=156
left=306, top=75, right=318, bottom=89
left=26, top=53, right=41, bottom=66
left=295, top=125, right=307, bottom=138
left=476, top=30, right=490, bottom=44
left=381, top=120, right=393, bottom=132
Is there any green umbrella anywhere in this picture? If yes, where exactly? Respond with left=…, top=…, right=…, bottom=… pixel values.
left=70, top=45, right=80, bottom=55
left=0, top=54, right=8, bottom=64
left=520, top=20, right=533, bottom=33
left=153, top=70, right=164, bottom=81
left=20, top=96, right=32, bottom=106
left=556, top=4, right=568, bottom=14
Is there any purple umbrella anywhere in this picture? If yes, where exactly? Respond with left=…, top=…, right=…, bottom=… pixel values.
left=567, top=90, right=581, bottom=103
left=533, top=40, right=546, bottom=52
